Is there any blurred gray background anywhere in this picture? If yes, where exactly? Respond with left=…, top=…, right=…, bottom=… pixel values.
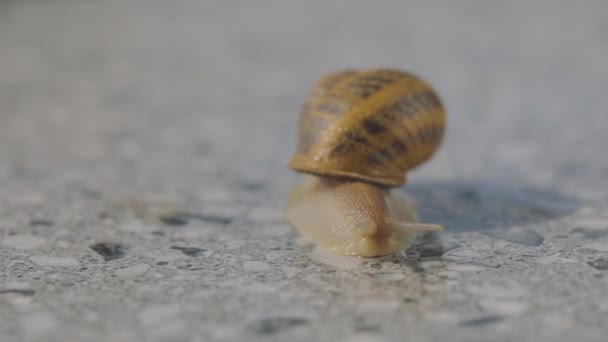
left=1, top=1, right=607, bottom=341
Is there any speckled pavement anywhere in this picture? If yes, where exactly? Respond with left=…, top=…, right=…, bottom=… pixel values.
left=1, top=1, right=608, bottom=341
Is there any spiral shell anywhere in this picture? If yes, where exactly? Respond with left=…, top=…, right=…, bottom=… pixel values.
left=288, top=68, right=446, bottom=187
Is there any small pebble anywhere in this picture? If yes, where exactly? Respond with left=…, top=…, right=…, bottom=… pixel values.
left=588, top=258, right=608, bottom=270
left=90, top=243, right=127, bottom=261
left=159, top=215, right=188, bottom=226
left=171, top=246, right=205, bottom=257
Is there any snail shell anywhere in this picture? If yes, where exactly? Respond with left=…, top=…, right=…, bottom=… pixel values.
left=288, top=68, right=445, bottom=187
left=286, top=68, right=446, bottom=257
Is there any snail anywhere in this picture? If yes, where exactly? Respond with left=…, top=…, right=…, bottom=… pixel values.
left=285, top=68, right=446, bottom=257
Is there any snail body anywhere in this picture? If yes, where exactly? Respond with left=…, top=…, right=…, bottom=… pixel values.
left=286, top=69, right=446, bottom=257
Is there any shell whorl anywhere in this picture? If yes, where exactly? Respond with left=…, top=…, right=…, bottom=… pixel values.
left=288, top=68, right=446, bottom=187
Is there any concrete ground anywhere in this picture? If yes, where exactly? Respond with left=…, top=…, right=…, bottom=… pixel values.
left=1, top=1, right=607, bottom=341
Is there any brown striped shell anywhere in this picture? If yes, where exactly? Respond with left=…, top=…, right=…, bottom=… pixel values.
left=288, top=68, right=446, bottom=187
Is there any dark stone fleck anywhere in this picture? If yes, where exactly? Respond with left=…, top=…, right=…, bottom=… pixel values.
left=0, top=289, right=35, bottom=296
left=403, top=297, right=417, bottom=303
left=249, top=317, right=309, bottom=334
left=30, top=220, right=54, bottom=226
left=160, top=215, right=188, bottom=226
left=176, top=264, right=203, bottom=271
left=151, top=231, right=165, bottom=236
left=90, top=243, right=127, bottom=261
left=355, top=317, right=381, bottom=332
left=410, top=241, right=461, bottom=257
left=363, top=118, right=385, bottom=135
left=588, top=258, right=608, bottom=270
left=171, top=246, right=205, bottom=257
left=460, top=315, right=504, bottom=326
left=458, top=189, right=480, bottom=202
left=156, top=261, right=169, bottom=266
left=392, top=140, right=407, bottom=154
left=485, top=227, right=544, bottom=246
left=162, top=212, right=233, bottom=225
left=185, top=213, right=233, bottom=225
left=239, top=181, right=266, bottom=192
left=370, top=262, right=382, bottom=269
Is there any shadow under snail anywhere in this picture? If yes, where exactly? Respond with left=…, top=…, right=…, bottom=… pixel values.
left=286, top=68, right=446, bottom=257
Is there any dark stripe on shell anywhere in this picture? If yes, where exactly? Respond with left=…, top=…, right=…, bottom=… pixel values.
left=363, top=118, right=386, bottom=135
